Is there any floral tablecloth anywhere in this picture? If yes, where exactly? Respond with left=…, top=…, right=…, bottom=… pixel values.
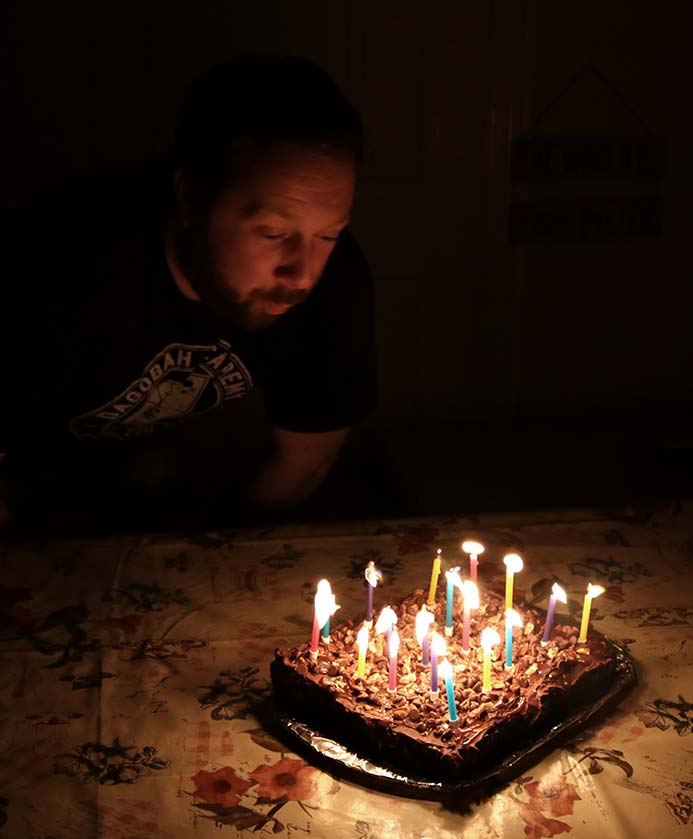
left=1, top=502, right=692, bottom=838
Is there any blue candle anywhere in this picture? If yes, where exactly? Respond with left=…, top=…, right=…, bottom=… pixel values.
left=445, top=568, right=461, bottom=637
left=322, top=616, right=330, bottom=641
left=440, top=660, right=458, bottom=724
left=505, top=608, right=523, bottom=669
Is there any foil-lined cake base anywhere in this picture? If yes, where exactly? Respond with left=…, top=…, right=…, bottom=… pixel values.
left=266, top=644, right=636, bottom=803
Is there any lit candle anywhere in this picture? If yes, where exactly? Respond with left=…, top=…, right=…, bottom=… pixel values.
left=445, top=567, right=462, bottom=637
left=364, top=560, right=382, bottom=625
left=356, top=623, right=369, bottom=678
left=462, top=540, right=484, bottom=583
left=503, top=553, right=524, bottom=609
left=415, top=604, right=435, bottom=666
left=387, top=627, right=400, bottom=693
left=480, top=627, right=500, bottom=692
left=541, top=582, right=567, bottom=645
left=578, top=583, right=606, bottom=643
left=427, top=548, right=443, bottom=606
left=461, top=579, right=479, bottom=653
left=310, top=579, right=339, bottom=658
left=439, top=659, right=458, bottom=725
left=504, top=608, right=523, bottom=669
left=375, top=605, right=398, bottom=644
left=430, top=632, right=447, bottom=696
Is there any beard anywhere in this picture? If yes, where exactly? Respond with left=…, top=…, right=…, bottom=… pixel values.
left=174, top=223, right=307, bottom=331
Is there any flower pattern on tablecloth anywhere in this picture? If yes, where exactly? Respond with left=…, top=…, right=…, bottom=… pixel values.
left=198, top=666, right=271, bottom=721
left=190, top=765, right=252, bottom=807
left=102, top=582, right=190, bottom=612
left=666, top=790, right=693, bottom=825
left=53, top=739, right=170, bottom=784
left=515, top=775, right=582, bottom=838
left=636, top=695, right=693, bottom=736
left=567, top=555, right=653, bottom=584
left=189, top=756, right=329, bottom=832
left=2, top=502, right=693, bottom=838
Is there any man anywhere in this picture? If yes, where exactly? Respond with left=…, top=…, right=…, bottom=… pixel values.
left=0, top=55, right=377, bottom=533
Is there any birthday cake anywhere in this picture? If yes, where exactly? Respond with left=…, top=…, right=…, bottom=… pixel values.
left=270, top=587, right=628, bottom=786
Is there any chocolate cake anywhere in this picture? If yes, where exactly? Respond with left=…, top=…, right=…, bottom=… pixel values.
left=271, top=588, right=629, bottom=785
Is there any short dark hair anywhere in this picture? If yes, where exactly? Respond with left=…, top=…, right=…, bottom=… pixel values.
left=170, top=54, right=363, bottom=192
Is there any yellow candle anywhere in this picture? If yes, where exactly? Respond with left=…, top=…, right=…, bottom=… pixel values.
left=427, top=549, right=442, bottom=605
left=503, top=553, right=524, bottom=609
left=578, top=583, right=605, bottom=643
left=356, top=623, right=369, bottom=677
left=480, top=627, right=500, bottom=692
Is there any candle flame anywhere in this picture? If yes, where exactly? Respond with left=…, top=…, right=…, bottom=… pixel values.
left=436, top=548, right=442, bottom=556
left=551, top=582, right=567, bottom=603
left=314, top=579, right=339, bottom=629
left=461, top=579, right=480, bottom=609
left=587, top=583, right=605, bottom=599
left=364, top=560, right=382, bottom=588
left=415, top=604, right=435, bottom=645
left=480, top=626, right=501, bottom=650
left=503, top=553, right=524, bottom=574
left=388, top=627, right=400, bottom=658
left=445, top=566, right=462, bottom=585
left=462, top=540, right=484, bottom=556
left=431, top=632, right=447, bottom=657
left=356, top=623, right=369, bottom=653
left=438, top=658, right=453, bottom=681
left=505, top=608, right=523, bottom=629
left=375, top=605, right=398, bottom=635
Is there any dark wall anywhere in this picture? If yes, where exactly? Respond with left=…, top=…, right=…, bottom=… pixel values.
left=2, top=0, right=691, bottom=434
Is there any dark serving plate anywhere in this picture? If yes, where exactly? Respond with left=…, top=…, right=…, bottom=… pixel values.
left=262, top=643, right=637, bottom=805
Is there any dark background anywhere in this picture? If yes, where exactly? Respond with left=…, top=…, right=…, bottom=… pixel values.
left=2, top=0, right=692, bottom=522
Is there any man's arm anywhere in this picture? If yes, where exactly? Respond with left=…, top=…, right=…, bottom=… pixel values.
left=244, top=426, right=350, bottom=511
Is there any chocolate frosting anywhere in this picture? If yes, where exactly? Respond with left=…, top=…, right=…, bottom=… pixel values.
left=271, top=589, right=618, bottom=782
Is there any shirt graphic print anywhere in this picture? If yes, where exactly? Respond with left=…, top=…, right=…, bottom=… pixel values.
left=69, top=340, right=253, bottom=440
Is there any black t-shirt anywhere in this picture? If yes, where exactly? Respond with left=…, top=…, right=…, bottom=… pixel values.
left=0, top=164, right=377, bottom=460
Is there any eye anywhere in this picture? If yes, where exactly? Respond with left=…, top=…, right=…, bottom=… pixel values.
left=256, top=227, right=287, bottom=240
left=318, top=235, right=339, bottom=242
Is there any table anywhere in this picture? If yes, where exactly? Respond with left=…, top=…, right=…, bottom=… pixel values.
left=1, top=502, right=692, bottom=838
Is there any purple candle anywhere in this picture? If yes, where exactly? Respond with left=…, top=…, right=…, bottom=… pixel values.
left=422, top=634, right=430, bottom=666
left=542, top=582, right=567, bottom=645
left=415, top=604, right=434, bottom=666
left=430, top=632, right=446, bottom=694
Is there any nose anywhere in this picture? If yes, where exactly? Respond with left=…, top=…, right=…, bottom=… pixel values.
left=274, top=236, right=313, bottom=289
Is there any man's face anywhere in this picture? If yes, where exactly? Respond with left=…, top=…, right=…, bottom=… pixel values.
left=175, top=143, right=356, bottom=330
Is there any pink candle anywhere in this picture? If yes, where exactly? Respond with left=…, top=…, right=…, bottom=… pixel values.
left=388, top=628, right=400, bottom=693
left=462, top=540, right=484, bottom=583
left=310, top=613, right=320, bottom=655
